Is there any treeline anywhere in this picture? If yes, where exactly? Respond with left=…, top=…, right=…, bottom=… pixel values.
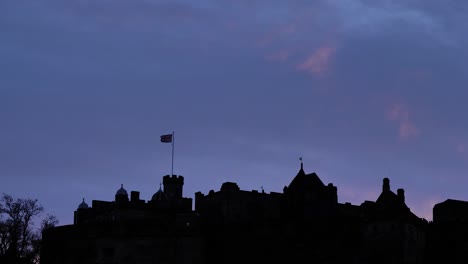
left=0, top=193, right=58, bottom=264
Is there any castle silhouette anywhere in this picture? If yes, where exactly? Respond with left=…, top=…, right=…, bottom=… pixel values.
left=41, top=162, right=468, bottom=264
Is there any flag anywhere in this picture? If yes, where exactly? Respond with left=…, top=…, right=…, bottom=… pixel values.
left=160, top=134, right=173, bottom=143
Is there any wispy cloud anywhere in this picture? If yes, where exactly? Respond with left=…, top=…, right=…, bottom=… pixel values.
left=296, top=45, right=336, bottom=77
left=386, top=103, right=419, bottom=140
left=265, top=50, right=290, bottom=62
left=256, top=24, right=297, bottom=48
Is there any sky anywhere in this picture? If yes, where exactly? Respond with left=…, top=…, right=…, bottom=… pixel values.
left=2, top=0, right=468, bottom=225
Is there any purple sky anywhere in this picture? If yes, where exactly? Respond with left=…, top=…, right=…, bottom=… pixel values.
left=2, top=0, right=468, bottom=225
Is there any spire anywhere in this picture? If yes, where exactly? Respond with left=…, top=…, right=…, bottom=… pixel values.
left=298, top=157, right=305, bottom=174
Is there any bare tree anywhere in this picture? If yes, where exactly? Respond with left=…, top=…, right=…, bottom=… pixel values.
left=0, top=193, right=57, bottom=264
left=40, top=215, right=58, bottom=232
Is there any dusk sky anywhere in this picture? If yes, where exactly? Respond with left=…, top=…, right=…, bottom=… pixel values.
left=2, top=0, right=468, bottom=225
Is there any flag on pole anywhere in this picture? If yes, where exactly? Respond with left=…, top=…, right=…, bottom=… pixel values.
left=160, top=134, right=173, bottom=143
left=160, top=132, right=175, bottom=175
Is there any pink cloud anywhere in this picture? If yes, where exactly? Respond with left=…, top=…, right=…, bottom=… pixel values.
left=386, top=103, right=419, bottom=140
left=256, top=24, right=296, bottom=48
left=265, top=50, right=290, bottom=62
left=296, top=45, right=335, bottom=77
left=399, top=120, right=418, bottom=139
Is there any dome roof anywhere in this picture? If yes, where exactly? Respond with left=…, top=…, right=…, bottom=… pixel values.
left=116, top=184, right=128, bottom=196
left=78, top=198, right=89, bottom=209
left=152, top=184, right=167, bottom=201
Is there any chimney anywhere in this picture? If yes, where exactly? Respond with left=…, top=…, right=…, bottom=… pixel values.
left=131, top=191, right=140, bottom=202
left=397, top=188, right=405, bottom=203
left=383, top=178, right=390, bottom=192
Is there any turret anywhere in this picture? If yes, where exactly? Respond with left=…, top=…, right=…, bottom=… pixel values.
left=163, top=175, right=184, bottom=200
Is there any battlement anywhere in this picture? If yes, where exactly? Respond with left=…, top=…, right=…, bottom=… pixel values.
left=163, top=175, right=184, bottom=184
left=163, top=175, right=184, bottom=199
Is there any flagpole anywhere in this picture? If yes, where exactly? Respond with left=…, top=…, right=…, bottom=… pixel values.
left=171, top=131, right=175, bottom=176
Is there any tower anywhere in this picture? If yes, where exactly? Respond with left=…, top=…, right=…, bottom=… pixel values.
left=163, top=175, right=184, bottom=200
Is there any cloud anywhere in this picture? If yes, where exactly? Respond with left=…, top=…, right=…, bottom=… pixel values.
left=296, top=45, right=336, bottom=77
left=386, top=103, right=419, bottom=140
left=256, top=24, right=297, bottom=48
left=265, top=50, right=290, bottom=62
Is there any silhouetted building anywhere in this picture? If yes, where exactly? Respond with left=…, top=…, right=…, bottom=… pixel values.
left=42, top=163, right=434, bottom=264
left=433, top=199, right=468, bottom=223
left=42, top=175, right=203, bottom=264
left=358, top=178, right=426, bottom=264
left=425, top=199, right=468, bottom=264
